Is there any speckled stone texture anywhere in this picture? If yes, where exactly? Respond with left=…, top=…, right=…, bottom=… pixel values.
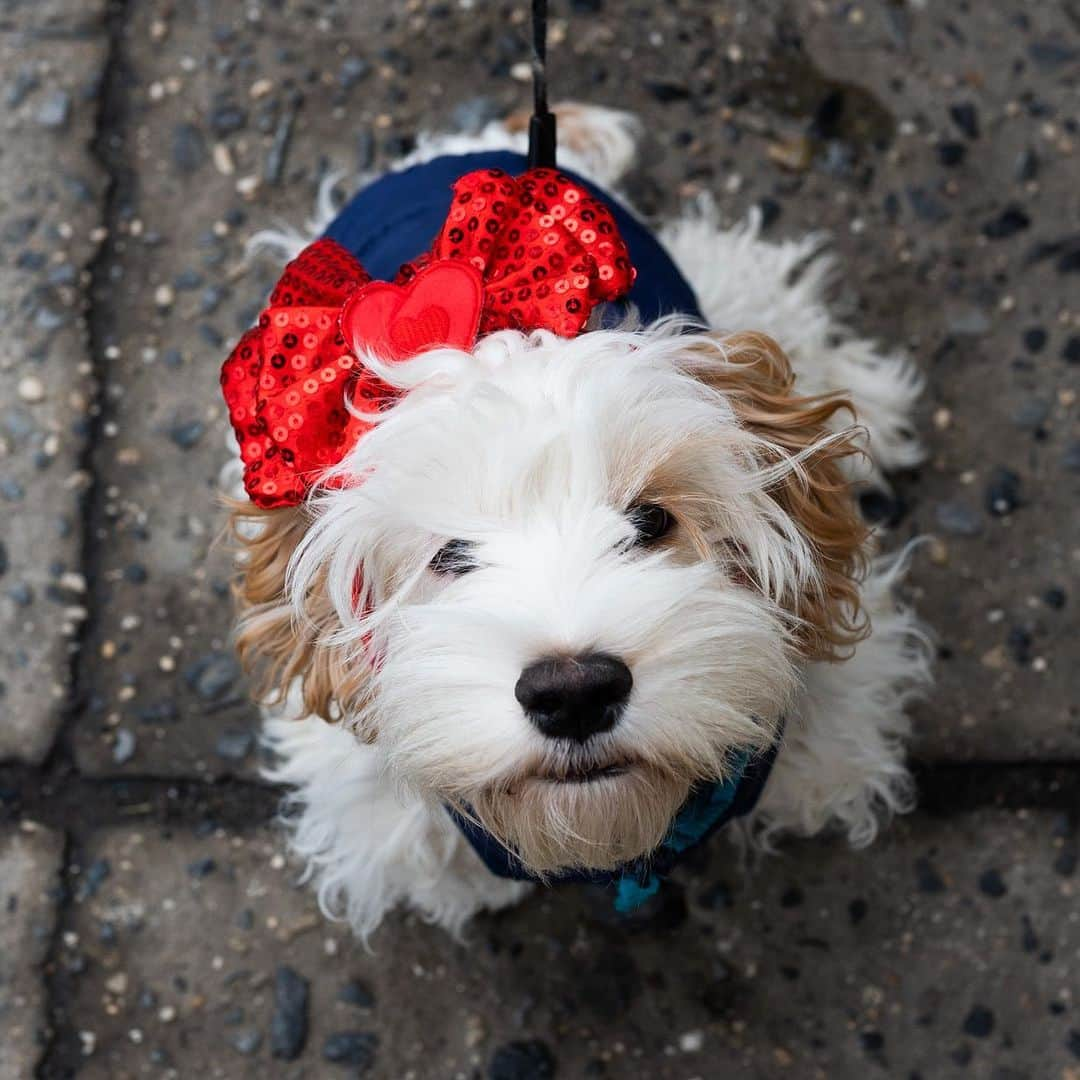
left=59, top=811, right=1080, bottom=1078
left=0, top=824, right=64, bottom=1080
left=0, top=0, right=108, bottom=763
left=1, top=0, right=1079, bottom=1077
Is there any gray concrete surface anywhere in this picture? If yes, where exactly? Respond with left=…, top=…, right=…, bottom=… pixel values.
left=0, top=824, right=64, bottom=1080
left=59, top=811, right=1080, bottom=1078
left=0, top=0, right=1078, bottom=1076
left=0, top=0, right=108, bottom=763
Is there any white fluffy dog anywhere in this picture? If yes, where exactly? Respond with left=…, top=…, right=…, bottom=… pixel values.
left=223, top=105, right=931, bottom=938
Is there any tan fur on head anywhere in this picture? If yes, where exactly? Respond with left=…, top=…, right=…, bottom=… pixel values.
left=686, top=330, right=870, bottom=661
left=226, top=500, right=369, bottom=731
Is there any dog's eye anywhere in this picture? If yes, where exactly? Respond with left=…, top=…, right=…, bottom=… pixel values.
left=430, top=538, right=478, bottom=576
left=628, top=503, right=674, bottom=546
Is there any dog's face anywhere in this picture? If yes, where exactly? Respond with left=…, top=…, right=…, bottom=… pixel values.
left=236, top=326, right=866, bottom=873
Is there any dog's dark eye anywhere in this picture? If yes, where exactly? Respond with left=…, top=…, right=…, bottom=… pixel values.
left=628, top=503, right=674, bottom=546
left=430, top=538, right=478, bottom=576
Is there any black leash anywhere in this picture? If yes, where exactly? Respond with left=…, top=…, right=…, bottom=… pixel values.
left=527, top=0, right=557, bottom=168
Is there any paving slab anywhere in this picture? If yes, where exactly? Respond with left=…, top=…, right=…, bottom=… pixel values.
left=58, top=809, right=1080, bottom=1078
left=0, top=1, right=109, bottom=764
left=0, top=1, right=105, bottom=33
left=0, top=823, right=64, bottom=1080
left=73, top=0, right=1078, bottom=777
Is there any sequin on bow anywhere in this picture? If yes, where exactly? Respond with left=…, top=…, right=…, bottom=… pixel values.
left=221, top=167, right=636, bottom=509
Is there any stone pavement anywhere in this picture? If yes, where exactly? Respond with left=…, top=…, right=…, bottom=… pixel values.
left=0, top=824, right=64, bottom=1080
left=0, top=0, right=1077, bottom=1077
left=0, top=0, right=108, bottom=764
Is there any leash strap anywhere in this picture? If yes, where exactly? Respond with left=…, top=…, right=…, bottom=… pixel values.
left=527, top=0, right=557, bottom=168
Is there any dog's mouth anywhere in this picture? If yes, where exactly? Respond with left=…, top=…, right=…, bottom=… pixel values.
left=468, top=754, right=693, bottom=874
left=519, top=754, right=640, bottom=787
left=541, top=760, right=629, bottom=785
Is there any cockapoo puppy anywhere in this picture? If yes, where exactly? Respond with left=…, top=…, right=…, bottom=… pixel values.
left=221, top=105, right=931, bottom=938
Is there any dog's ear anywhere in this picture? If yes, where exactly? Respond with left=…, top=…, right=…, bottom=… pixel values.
left=685, top=331, right=869, bottom=661
left=227, top=502, right=374, bottom=737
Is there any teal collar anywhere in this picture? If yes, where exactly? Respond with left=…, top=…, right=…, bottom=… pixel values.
left=449, top=728, right=782, bottom=911
left=613, top=749, right=753, bottom=912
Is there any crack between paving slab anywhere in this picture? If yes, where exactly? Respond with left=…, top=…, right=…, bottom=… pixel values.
left=34, top=0, right=134, bottom=1073
left=0, top=766, right=281, bottom=834
left=57, top=0, right=132, bottom=784
left=911, top=761, right=1080, bottom=816
left=3, top=760, right=1077, bottom=838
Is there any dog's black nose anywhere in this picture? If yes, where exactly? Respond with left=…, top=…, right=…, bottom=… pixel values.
left=515, top=652, right=633, bottom=743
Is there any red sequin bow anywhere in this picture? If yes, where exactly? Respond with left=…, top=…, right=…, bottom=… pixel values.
left=221, top=167, right=636, bottom=508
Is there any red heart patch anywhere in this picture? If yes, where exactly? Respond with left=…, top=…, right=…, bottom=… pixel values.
left=340, top=260, right=484, bottom=363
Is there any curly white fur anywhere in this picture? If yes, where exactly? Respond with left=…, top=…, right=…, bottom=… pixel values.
left=262, top=687, right=530, bottom=941
left=660, top=198, right=924, bottom=485
left=230, top=104, right=932, bottom=938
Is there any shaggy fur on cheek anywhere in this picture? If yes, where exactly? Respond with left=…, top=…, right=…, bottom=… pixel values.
left=226, top=502, right=372, bottom=729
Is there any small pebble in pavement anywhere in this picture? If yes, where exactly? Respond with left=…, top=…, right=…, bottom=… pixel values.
left=949, top=102, right=980, bottom=139
left=209, top=102, right=247, bottom=136
left=323, top=1031, right=377, bottom=1069
left=18, top=375, right=46, bottom=403
left=168, top=419, right=205, bottom=450
left=172, top=123, right=207, bottom=173
left=935, top=501, right=982, bottom=537
left=915, top=857, right=946, bottom=894
left=338, top=979, right=376, bottom=1008
left=6, top=65, right=39, bottom=108
left=645, top=79, right=692, bottom=104
left=230, top=1029, right=262, bottom=1056
left=36, top=89, right=71, bottom=129
left=185, top=653, right=240, bottom=701
left=936, top=141, right=966, bottom=167
left=982, top=205, right=1031, bottom=239
left=962, top=1004, right=995, bottom=1038
left=1006, top=626, right=1033, bottom=665
left=270, top=966, right=310, bottom=1061
left=1043, top=587, right=1067, bottom=610
left=977, top=868, right=1008, bottom=898
left=1010, top=398, right=1050, bottom=431
left=985, top=467, right=1022, bottom=516
left=488, top=1040, right=557, bottom=1080
left=215, top=729, right=254, bottom=762
left=112, top=728, right=136, bottom=765
left=1022, top=326, right=1047, bottom=353
left=339, top=56, right=371, bottom=91
left=1015, top=146, right=1039, bottom=180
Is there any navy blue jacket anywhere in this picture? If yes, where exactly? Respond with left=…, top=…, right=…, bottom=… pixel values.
left=323, top=151, right=703, bottom=326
